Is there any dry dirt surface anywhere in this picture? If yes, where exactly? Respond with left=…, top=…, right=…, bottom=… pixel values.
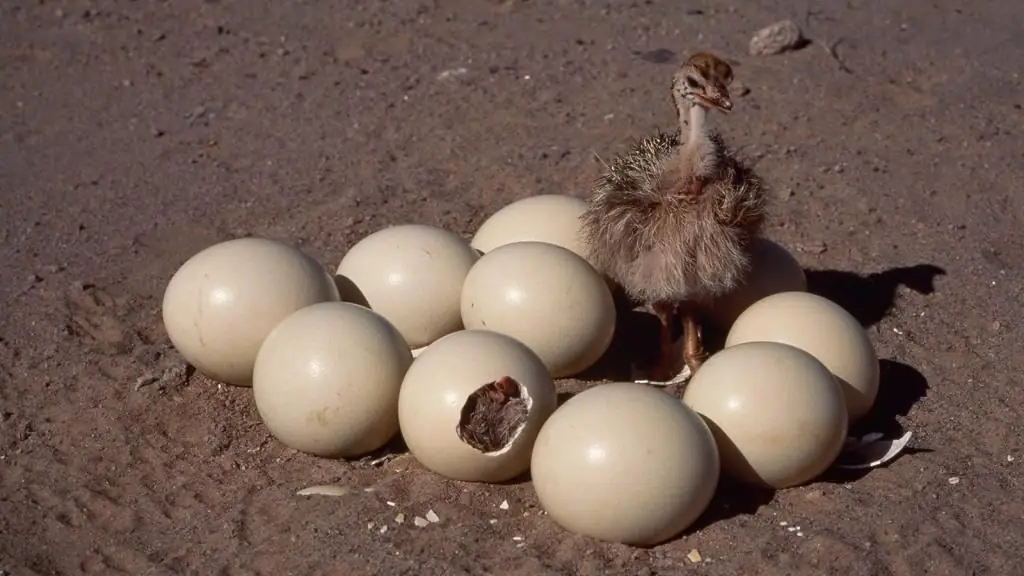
left=2, top=0, right=1023, bottom=574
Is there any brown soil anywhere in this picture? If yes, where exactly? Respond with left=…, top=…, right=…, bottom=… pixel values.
left=2, top=1, right=1022, bottom=574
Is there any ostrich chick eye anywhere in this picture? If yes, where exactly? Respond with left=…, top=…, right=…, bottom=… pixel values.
left=684, top=76, right=700, bottom=89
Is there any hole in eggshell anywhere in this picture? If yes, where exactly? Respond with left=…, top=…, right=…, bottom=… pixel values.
left=456, top=376, right=532, bottom=454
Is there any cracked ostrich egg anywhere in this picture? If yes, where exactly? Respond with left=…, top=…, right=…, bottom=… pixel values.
left=725, top=291, right=879, bottom=423
left=460, top=241, right=616, bottom=378
left=530, top=382, right=720, bottom=547
left=397, top=329, right=558, bottom=483
left=162, top=237, right=340, bottom=387
left=682, top=341, right=848, bottom=489
left=470, top=194, right=590, bottom=262
left=252, top=302, right=412, bottom=458
left=336, top=224, right=479, bottom=351
left=707, top=238, right=807, bottom=333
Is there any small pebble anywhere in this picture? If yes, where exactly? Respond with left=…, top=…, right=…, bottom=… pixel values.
left=749, top=20, right=804, bottom=56
left=425, top=510, right=440, bottom=523
left=394, top=513, right=405, bottom=524
left=948, top=476, right=960, bottom=485
left=1008, top=455, right=1015, bottom=462
left=413, top=516, right=430, bottom=528
left=686, top=549, right=702, bottom=563
left=797, top=241, right=828, bottom=254
left=512, top=536, right=524, bottom=542
left=634, top=48, right=675, bottom=64
left=499, top=500, right=510, bottom=510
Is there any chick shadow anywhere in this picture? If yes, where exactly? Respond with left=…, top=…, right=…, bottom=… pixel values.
left=804, top=264, right=946, bottom=328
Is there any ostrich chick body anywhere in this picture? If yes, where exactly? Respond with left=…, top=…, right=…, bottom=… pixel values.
left=580, top=52, right=768, bottom=383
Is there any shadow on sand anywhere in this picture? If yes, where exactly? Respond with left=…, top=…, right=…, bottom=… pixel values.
left=804, top=264, right=946, bottom=328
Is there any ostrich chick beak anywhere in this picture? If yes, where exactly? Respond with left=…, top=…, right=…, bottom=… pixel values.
left=698, top=90, right=732, bottom=113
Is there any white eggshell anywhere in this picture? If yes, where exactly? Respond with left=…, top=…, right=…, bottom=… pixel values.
left=162, top=237, right=340, bottom=387
left=725, top=291, right=879, bottom=423
left=682, top=341, right=849, bottom=489
left=397, top=329, right=557, bottom=483
left=460, top=241, right=616, bottom=378
left=530, top=382, right=720, bottom=547
left=336, top=224, right=479, bottom=349
left=252, top=302, right=412, bottom=458
left=470, top=194, right=590, bottom=263
left=707, top=237, right=807, bottom=332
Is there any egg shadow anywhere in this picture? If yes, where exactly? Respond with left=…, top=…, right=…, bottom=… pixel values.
left=334, top=274, right=370, bottom=307
left=556, top=391, right=578, bottom=407
left=819, top=359, right=933, bottom=483
left=854, top=359, right=930, bottom=436
left=575, top=263, right=946, bottom=383
left=574, top=289, right=679, bottom=383
left=352, top=434, right=410, bottom=466
left=804, top=264, right=946, bottom=328
left=680, top=417, right=777, bottom=535
left=683, top=477, right=776, bottom=536
left=676, top=358, right=933, bottom=533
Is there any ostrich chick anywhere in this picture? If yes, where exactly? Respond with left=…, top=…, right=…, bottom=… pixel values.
left=580, top=52, right=768, bottom=384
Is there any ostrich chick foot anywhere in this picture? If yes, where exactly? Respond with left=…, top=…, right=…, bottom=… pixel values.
left=681, top=308, right=709, bottom=376
left=633, top=301, right=693, bottom=387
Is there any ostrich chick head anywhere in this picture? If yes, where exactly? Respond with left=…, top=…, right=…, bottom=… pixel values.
left=673, top=52, right=735, bottom=113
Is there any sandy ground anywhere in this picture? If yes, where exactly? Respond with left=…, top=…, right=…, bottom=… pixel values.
left=2, top=0, right=1023, bottom=574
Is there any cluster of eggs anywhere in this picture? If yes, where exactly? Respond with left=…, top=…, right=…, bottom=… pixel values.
left=162, top=194, right=879, bottom=548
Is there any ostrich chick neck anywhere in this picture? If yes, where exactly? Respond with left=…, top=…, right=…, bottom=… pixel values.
left=665, top=103, right=717, bottom=197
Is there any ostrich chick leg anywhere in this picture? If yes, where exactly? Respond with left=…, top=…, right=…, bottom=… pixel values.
left=649, top=301, right=680, bottom=382
left=680, top=305, right=709, bottom=375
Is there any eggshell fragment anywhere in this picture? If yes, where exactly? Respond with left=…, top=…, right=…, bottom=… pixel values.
left=835, top=431, right=913, bottom=470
